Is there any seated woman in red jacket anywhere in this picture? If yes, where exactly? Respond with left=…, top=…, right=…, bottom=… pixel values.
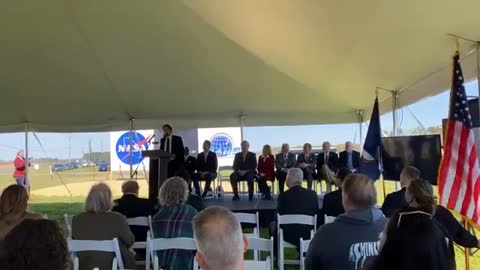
left=256, top=145, right=275, bottom=200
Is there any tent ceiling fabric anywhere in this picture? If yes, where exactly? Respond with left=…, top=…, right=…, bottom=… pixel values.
left=1, top=0, right=480, bottom=132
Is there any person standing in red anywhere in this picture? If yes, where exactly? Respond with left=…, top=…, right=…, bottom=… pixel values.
left=256, top=145, right=275, bottom=200
left=13, top=150, right=28, bottom=189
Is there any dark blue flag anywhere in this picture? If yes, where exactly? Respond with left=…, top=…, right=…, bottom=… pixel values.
left=359, top=97, right=382, bottom=180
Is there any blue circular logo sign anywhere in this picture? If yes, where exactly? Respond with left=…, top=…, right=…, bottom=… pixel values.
left=116, top=132, right=152, bottom=165
left=210, top=133, right=233, bottom=157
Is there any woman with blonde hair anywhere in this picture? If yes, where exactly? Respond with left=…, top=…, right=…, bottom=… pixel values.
left=0, top=184, right=43, bottom=239
left=72, top=182, right=135, bottom=270
left=256, top=144, right=275, bottom=200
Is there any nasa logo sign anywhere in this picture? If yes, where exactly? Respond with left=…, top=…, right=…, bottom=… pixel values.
left=116, top=132, right=152, bottom=165
left=210, top=133, right=234, bottom=157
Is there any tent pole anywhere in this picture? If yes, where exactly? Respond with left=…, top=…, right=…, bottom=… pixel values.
left=240, top=114, right=246, bottom=142
left=129, top=118, right=134, bottom=179
left=357, top=110, right=364, bottom=145
left=24, top=122, right=29, bottom=193
left=392, top=90, right=401, bottom=191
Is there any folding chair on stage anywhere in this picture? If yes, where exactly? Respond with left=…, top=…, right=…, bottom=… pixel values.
left=68, top=238, right=124, bottom=270
left=217, top=165, right=233, bottom=197
left=277, top=214, right=317, bottom=270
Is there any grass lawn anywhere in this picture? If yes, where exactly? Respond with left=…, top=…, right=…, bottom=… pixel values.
left=1, top=166, right=478, bottom=269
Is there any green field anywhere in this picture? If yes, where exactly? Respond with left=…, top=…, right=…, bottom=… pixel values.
left=1, top=165, right=478, bottom=269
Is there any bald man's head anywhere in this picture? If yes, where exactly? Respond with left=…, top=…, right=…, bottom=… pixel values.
left=193, top=207, right=247, bottom=270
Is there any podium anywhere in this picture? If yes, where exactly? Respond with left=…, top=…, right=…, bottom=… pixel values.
left=142, top=150, right=174, bottom=201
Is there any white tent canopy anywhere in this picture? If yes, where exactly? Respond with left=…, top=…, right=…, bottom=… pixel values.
left=1, top=0, right=480, bottom=132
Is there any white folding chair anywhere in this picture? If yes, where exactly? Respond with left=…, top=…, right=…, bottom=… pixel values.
left=64, top=214, right=73, bottom=238
left=246, top=236, right=274, bottom=270
left=299, top=238, right=311, bottom=270
left=217, top=165, right=234, bottom=197
left=68, top=238, right=124, bottom=270
left=324, top=215, right=336, bottom=224
left=126, top=216, right=151, bottom=266
left=244, top=257, right=271, bottom=270
left=277, top=214, right=317, bottom=270
left=235, top=212, right=260, bottom=260
left=146, top=236, right=198, bottom=270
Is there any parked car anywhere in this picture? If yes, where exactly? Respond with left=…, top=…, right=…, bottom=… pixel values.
left=80, top=161, right=88, bottom=167
left=69, top=162, right=80, bottom=169
left=98, top=162, right=110, bottom=172
left=51, top=164, right=66, bottom=172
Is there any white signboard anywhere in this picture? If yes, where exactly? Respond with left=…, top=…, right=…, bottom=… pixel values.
left=197, top=127, right=242, bottom=167
left=110, top=130, right=155, bottom=172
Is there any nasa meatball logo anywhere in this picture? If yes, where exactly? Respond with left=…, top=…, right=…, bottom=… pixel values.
left=116, top=132, right=152, bottom=165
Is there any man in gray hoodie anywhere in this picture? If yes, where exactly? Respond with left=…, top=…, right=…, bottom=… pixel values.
left=305, top=174, right=386, bottom=270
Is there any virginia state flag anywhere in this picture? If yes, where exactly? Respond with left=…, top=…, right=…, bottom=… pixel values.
left=359, top=97, right=382, bottom=180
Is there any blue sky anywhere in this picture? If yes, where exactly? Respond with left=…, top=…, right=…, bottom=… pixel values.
left=0, top=81, right=477, bottom=161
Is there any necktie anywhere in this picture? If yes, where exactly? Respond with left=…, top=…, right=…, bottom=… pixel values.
left=325, top=153, right=328, bottom=164
left=166, top=138, right=171, bottom=153
left=348, top=152, right=353, bottom=170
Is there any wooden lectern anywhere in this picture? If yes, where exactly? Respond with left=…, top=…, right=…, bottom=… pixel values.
left=142, top=150, right=174, bottom=201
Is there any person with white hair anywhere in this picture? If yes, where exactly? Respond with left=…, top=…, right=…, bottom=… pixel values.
left=72, top=183, right=136, bottom=270
left=193, top=207, right=248, bottom=270
left=152, top=177, right=198, bottom=270
left=338, top=141, right=360, bottom=172
left=269, top=168, right=319, bottom=255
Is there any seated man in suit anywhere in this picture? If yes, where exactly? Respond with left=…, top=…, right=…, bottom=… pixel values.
left=296, top=143, right=317, bottom=190
left=184, top=146, right=197, bottom=191
left=319, top=168, right=351, bottom=224
left=269, top=168, right=318, bottom=254
left=381, top=166, right=420, bottom=217
left=112, top=180, right=156, bottom=258
left=338, top=141, right=360, bottom=172
left=193, top=140, right=218, bottom=198
left=230, top=140, right=257, bottom=201
left=316, top=141, right=339, bottom=193
left=275, top=143, right=296, bottom=194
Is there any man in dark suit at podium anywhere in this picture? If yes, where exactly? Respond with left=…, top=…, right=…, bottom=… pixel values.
left=275, top=143, right=296, bottom=194
left=160, top=124, right=185, bottom=177
left=193, top=140, right=218, bottom=198
left=230, top=140, right=257, bottom=201
left=338, top=141, right=360, bottom=172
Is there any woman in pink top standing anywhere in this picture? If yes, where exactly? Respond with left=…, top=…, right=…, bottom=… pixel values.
left=13, top=150, right=28, bottom=188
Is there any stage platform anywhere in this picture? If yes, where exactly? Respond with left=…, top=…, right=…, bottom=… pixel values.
left=203, top=194, right=324, bottom=227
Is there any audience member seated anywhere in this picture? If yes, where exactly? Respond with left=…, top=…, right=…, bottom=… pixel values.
left=305, top=174, right=386, bottom=270
left=381, top=166, right=420, bottom=217
left=296, top=143, right=317, bottom=190
left=184, top=146, right=197, bottom=189
left=319, top=168, right=351, bottom=223
left=177, top=170, right=206, bottom=212
left=0, top=184, right=43, bottom=239
left=369, top=207, right=454, bottom=270
left=406, top=178, right=480, bottom=248
left=193, top=206, right=248, bottom=270
left=256, top=144, right=275, bottom=200
left=316, top=141, right=339, bottom=193
left=112, top=180, right=156, bottom=258
left=72, top=183, right=136, bottom=270
left=269, top=168, right=318, bottom=254
left=0, top=219, right=70, bottom=270
left=152, top=177, right=198, bottom=270
left=338, top=141, right=360, bottom=172
left=275, top=143, right=296, bottom=193
left=230, top=140, right=257, bottom=201
left=193, top=140, right=218, bottom=198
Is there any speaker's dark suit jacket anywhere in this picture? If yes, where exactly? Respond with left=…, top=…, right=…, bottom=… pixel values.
left=112, top=194, right=156, bottom=242
left=277, top=185, right=319, bottom=247
left=197, top=151, right=218, bottom=174
left=338, top=150, right=360, bottom=171
left=160, top=135, right=185, bottom=175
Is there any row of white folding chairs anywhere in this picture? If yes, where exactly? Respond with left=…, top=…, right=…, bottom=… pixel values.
left=146, top=235, right=273, bottom=270
left=67, top=238, right=124, bottom=270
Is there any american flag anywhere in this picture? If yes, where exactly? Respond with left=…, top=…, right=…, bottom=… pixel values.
left=438, top=52, right=480, bottom=223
